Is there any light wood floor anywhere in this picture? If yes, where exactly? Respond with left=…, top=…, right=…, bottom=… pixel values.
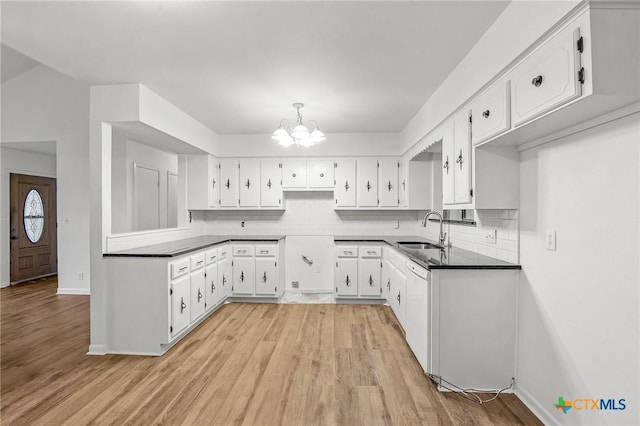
left=1, top=277, right=541, bottom=425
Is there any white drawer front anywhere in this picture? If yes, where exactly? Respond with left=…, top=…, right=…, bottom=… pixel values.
left=510, top=26, right=581, bottom=127
left=170, top=258, right=190, bottom=280
left=205, top=249, right=218, bottom=265
left=471, top=80, right=511, bottom=145
left=190, top=253, right=206, bottom=270
left=255, top=245, right=277, bottom=257
left=337, top=246, right=359, bottom=258
left=233, top=245, right=255, bottom=257
left=360, top=246, right=382, bottom=258
left=217, top=246, right=229, bottom=259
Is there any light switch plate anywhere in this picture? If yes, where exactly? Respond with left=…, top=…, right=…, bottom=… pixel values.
left=392, top=220, right=399, bottom=229
left=546, top=230, right=556, bottom=251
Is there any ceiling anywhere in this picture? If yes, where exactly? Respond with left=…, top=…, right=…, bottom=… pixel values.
left=1, top=1, right=509, bottom=135
left=1, top=44, right=40, bottom=84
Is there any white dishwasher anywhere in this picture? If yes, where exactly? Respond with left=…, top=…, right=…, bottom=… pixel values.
left=405, top=260, right=431, bottom=375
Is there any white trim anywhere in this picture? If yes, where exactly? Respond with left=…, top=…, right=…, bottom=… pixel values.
left=56, top=288, right=90, bottom=295
left=518, top=102, right=640, bottom=152
left=87, top=344, right=107, bottom=355
left=515, top=386, right=559, bottom=426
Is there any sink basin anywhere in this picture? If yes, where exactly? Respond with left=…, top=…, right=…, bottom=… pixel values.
left=397, top=242, right=443, bottom=250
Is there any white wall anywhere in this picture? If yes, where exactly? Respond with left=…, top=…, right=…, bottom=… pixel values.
left=215, top=133, right=402, bottom=157
left=111, top=134, right=178, bottom=234
left=0, top=147, right=57, bottom=286
left=1, top=65, right=90, bottom=294
left=517, top=114, right=639, bottom=425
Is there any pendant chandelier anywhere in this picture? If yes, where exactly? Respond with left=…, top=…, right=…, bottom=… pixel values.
left=272, top=103, right=326, bottom=147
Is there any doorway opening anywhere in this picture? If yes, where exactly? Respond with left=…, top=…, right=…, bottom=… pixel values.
left=9, top=173, right=57, bottom=284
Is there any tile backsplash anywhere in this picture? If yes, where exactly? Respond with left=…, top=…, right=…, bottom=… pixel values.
left=417, top=209, right=519, bottom=263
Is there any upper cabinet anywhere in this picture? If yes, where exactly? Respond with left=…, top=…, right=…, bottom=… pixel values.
left=356, top=159, right=378, bottom=207
left=334, top=159, right=356, bottom=208
left=239, top=159, right=259, bottom=208
left=378, top=159, right=399, bottom=207
left=510, top=25, right=582, bottom=127
left=282, top=159, right=335, bottom=190
left=282, top=160, right=307, bottom=189
left=219, top=159, right=239, bottom=207
left=260, top=160, right=282, bottom=208
left=187, top=154, right=219, bottom=210
left=470, top=80, right=511, bottom=146
left=308, top=160, right=334, bottom=189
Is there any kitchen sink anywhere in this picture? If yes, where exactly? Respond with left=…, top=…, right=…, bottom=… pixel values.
left=397, top=242, right=443, bottom=250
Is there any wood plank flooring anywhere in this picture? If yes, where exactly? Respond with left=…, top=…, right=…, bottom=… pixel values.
left=1, top=277, right=542, bottom=425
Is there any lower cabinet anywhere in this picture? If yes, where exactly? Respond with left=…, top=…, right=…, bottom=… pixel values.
left=231, top=243, right=281, bottom=298
left=232, top=257, right=255, bottom=295
left=169, top=274, right=191, bottom=338
left=334, top=244, right=383, bottom=299
left=190, top=268, right=206, bottom=322
left=255, top=258, right=278, bottom=295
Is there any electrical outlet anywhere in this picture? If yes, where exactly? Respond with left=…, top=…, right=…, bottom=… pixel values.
left=392, top=220, right=399, bottom=229
left=546, top=230, right=556, bottom=251
left=291, top=281, right=299, bottom=289
left=485, top=229, right=497, bottom=244
left=78, top=272, right=84, bottom=280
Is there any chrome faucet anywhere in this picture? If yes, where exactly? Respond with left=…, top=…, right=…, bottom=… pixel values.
left=421, top=210, right=447, bottom=247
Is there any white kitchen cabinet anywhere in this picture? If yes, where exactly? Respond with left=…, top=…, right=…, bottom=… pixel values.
left=335, top=258, right=358, bottom=296
left=510, top=25, right=581, bottom=127
left=381, top=260, right=393, bottom=300
left=441, top=111, right=472, bottom=206
left=390, top=265, right=407, bottom=328
left=357, top=159, right=378, bottom=207
left=399, top=158, right=441, bottom=211
left=232, top=257, right=254, bottom=295
left=190, top=267, right=206, bottom=322
left=187, top=154, right=219, bottom=210
left=217, top=254, right=231, bottom=300
left=260, top=160, right=282, bottom=207
left=282, top=160, right=307, bottom=188
left=204, top=262, right=218, bottom=312
left=239, top=159, right=259, bottom=207
left=471, top=79, right=511, bottom=146
left=170, top=274, right=190, bottom=338
left=358, top=258, right=382, bottom=297
left=255, top=258, right=278, bottom=295
left=378, top=159, right=399, bottom=207
left=219, top=159, right=238, bottom=207
left=308, top=160, right=334, bottom=189
left=334, top=159, right=356, bottom=207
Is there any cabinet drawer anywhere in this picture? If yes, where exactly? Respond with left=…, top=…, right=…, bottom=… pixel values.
left=360, top=246, right=382, bottom=258
left=170, top=258, right=190, bottom=280
left=336, top=246, right=358, bottom=258
left=233, top=245, right=254, bottom=257
left=471, top=80, right=511, bottom=145
left=510, top=25, right=582, bottom=127
left=217, top=245, right=229, bottom=260
left=255, top=245, right=277, bottom=257
left=190, top=253, right=206, bottom=270
left=205, top=248, right=218, bottom=265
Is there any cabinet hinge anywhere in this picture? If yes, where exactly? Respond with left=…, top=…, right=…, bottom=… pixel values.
left=397, top=162, right=400, bottom=168
left=275, top=261, right=277, bottom=267
left=218, top=164, right=221, bottom=169
left=336, top=287, right=338, bottom=292
left=578, top=67, right=585, bottom=85
left=334, top=162, right=337, bottom=168
left=170, top=325, right=173, bottom=333
left=169, top=288, right=173, bottom=295
left=275, top=286, right=277, bottom=292
left=237, top=163, right=240, bottom=169
left=470, top=188, right=474, bottom=197
left=469, top=115, right=472, bottom=123
left=377, top=161, right=379, bottom=167
left=336, top=262, right=338, bottom=267
left=279, top=163, right=282, bottom=168
left=577, top=36, right=584, bottom=53
left=232, top=261, right=234, bottom=267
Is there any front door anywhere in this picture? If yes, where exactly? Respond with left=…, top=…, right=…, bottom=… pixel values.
left=10, top=173, right=57, bottom=283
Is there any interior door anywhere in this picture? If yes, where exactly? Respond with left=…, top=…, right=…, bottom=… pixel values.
left=134, top=163, right=160, bottom=231
left=9, top=173, right=57, bottom=283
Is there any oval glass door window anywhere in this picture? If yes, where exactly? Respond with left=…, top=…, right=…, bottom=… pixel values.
left=24, top=189, right=45, bottom=243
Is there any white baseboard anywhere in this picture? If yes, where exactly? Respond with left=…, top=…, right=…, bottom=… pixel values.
left=57, top=288, right=90, bottom=295
left=515, top=385, right=558, bottom=426
left=87, top=344, right=106, bottom=355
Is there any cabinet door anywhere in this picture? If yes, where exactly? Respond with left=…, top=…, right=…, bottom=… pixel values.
left=255, top=258, right=278, bottom=295
left=381, top=260, right=393, bottom=300
left=170, top=275, right=191, bottom=337
left=357, top=159, right=378, bottom=207
left=190, top=269, right=206, bottom=322
left=393, top=267, right=407, bottom=328
left=282, top=160, right=307, bottom=188
left=398, top=161, right=408, bottom=208
left=359, top=258, right=382, bottom=297
left=511, top=26, right=581, bottom=127
left=205, top=263, right=218, bottom=311
left=334, top=160, right=356, bottom=207
left=187, top=154, right=217, bottom=210
left=209, top=157, right=219, bottom=208
left=239, top=159, right=259, bottom=207
left=219, top=159, right=238, bottom=207
left=335, top=258, right=358, bottom=296
left=308, top=160, right=334, bottom=188
left=471, top=80, right=511, bottom=146
left=260, top=160, right=282, bottom=207
left=379, top=159, right=399, bottom=207
left=452, top=111, right=472, bottom=204
left=441, top=123, right=455, bottom=205
left=232, top=258, right=254, bottom=295
left=217, top=257, right=231, bottom=301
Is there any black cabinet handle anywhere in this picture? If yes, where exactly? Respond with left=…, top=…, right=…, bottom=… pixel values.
left=212, top=178, right=216, bottom=189
left=292, top=173, right=297, bottom=178
left=531, top=75, right=543, bottom=87
left=240, top=271, right=244, bottom=282
left=345, top=181, right=350, bottom=191
left=245, top=179, right=250, bottom=189
left=267, top=178, right=272, bottom=189
left=369, top=275, right=374, bottom=286
left=456, top=149, right=463, bottom=170
left=180, top=297, right=186, bottom=313
left=211, top=282, right=215, bottom=292
left=225, top=179, right=230, bottom=189
left=443, top=156, right=449, bottom=174
left=198, top=289, right=202, bottom=302
left=320, top=173, right=324, bottom=177
left=366, top=181, right=372, bottom=191
left=482, top=109, right=490, bottom=118
left=387, top=181, right=392, bottom=192
left=346, top=275, right=351, bottom=286
left=262, top=272, right=267, bottom=283
left=397, top=292, right=401, bottom=304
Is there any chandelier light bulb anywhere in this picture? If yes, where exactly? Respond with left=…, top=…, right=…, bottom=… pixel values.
left=272, top=103, right=325, bottom=148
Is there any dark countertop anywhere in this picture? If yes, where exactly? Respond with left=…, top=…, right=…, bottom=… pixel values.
left=104, top=235, right=285, bottom=258
left=334, top=235, right=521, bottom=270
